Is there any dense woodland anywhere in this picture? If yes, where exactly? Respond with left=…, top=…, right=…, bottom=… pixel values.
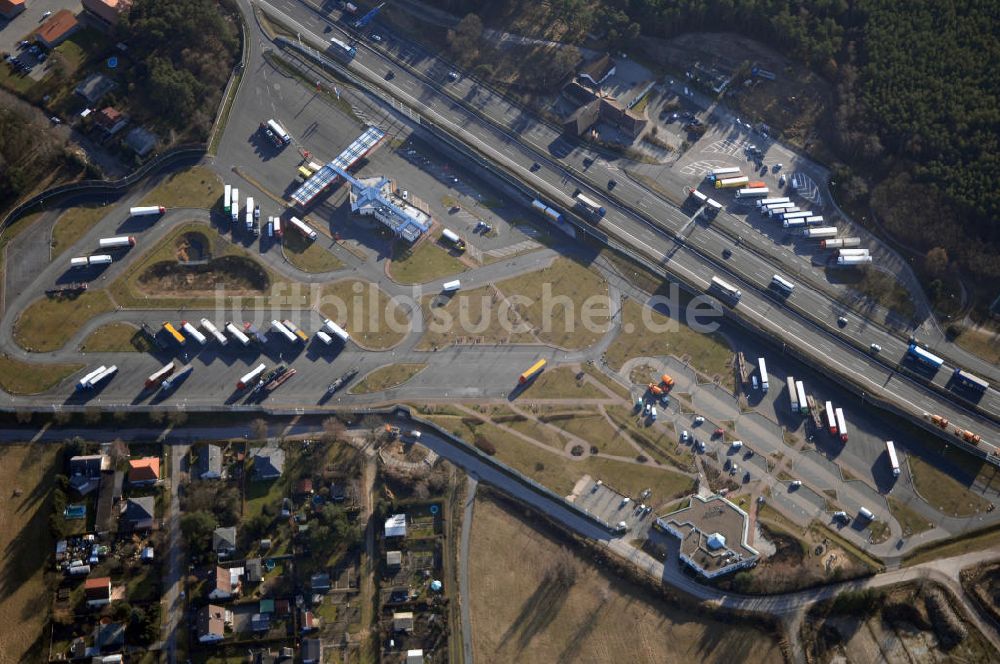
left=115, top=0, right=239, bottom=139
left=438, top=0, right=1000, bottom=310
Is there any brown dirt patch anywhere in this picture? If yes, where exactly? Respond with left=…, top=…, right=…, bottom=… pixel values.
left=136, top=255, right=269, bottom=295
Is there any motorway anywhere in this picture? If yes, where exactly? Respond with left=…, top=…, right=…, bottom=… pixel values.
left=244, top=0, right=1000, bottom=446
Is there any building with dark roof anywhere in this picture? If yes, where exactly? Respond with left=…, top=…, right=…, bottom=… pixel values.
left=197, top=604, right=231, bottom=643
left=122, top=496, right=155, bottom=531
left=35, top=10, right=80, bottom=49
left=578, top=53, right=616, bottom=87
left=252, top=446, right=285, bottom=480
left=68, top=454, right=108, bottom=495
left=94, top=107, right=127, bottom=136
left=198, top=444, right=223, bottom=479
left=81, top=0, right=131, bottom=28
left=655, top=494, right=760, bottom=578
left=212, top=526, right=237, bottom=557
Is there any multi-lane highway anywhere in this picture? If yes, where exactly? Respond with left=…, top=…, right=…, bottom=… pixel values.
left=248, top=0, right=1000, bottom=450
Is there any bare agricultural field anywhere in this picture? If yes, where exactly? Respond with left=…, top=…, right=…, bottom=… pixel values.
left=469, top=496, right=785, bottom=664
left=0, top=445, right=61, bottom=664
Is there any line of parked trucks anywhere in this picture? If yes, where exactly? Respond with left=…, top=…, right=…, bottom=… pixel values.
left=68, top=205, right=163, bottom=269
left=222, top=183, right=319, bottom=241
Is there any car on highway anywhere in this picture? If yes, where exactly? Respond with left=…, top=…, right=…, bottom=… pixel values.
left=838, top=316, right=848, bottom=327
left=693, top=416, right=705, bottom=425
left=385, top=69, right=395, bottom=80
left=607, top=179, right=617, bottom=190
left=371, top=33, right=383, bottom=42
left=41, top=10, right=52, bottom=18
left=722, top=248, right=732, bottom=259
left=530, top=162, right=540, bottom=172
left=870, top=343, right=882, bottom=353
left=447, top=70, right=459, bottom=81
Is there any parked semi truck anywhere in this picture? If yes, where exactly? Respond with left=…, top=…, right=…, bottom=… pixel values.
left=886, top=440, right=900, bottom=476
left=757, top=357, right=769, bottom=392
left=129, top=206, right=165, bottom=217
left=518, top=359, right=546, bottom=384
left=735, top=187, right=769, bottom=199
left=289, top=216, right=317, bottom=241
left=244, top=323, right=269, bottom=345
left=98, top=236, right=135, bottom=249
left=715, top=176, right=749, bottom=189
left=237, top=363, right=268, bottom=390
left=70, top=255, right=113, bottom=268
left=803, top=226, right=838, bottom=239
left=281, top=319, right=309, bottom=342
left=820, top=237, right=861, bottom=249
left=826, top=401, right=837, bottom=434
left=161, top=364, right=193, bottom=392
left=531, top=199, right=564, bottom=223
left=77, top=365, right=108, bottom=390
left=231, top=188, right=240, bottom=224
left=323, top=318, right=350, bottom=343
left=200, top=318, right=228, bottom=345
left=162, top=322, right=185, bottom=345
left=441, top=228, right=466, bottom=251
left=145, top=362, right=175, bottom=389
left=836, top=255, right=873, bottom=266
left=181, top=321, right=207, bottom=345
left=225, top=322, right=251, bottom=346
left=271, top=320, right=298, bottom=343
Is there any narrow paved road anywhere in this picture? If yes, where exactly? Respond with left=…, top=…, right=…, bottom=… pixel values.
left=162, top=441, right=189, bottom=664
left=459, top=475, right=478, bottom=664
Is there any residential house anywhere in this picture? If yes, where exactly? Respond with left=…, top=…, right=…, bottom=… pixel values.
left=95, top=469, right=124, bottom=535
left=385, top=513, right=407, bottom=538
left=197, top=444, right=223, bottom=479
left=68, top=454, right=108, bottom=495
left=578, top=53, right=616, bottom=87
left=75, top=73, right=118, bottom=105
left=212, top=526, right=237, bottom=558
left=81, top=0, right=131, bottom=28
left=393, top=611, right=414, bottom=632
left=259, top=598, right=274, bottom=614
left=386, top=550, right=402, bottom=568
left=406, top=650, right=425, bottom=664
left=124, top=126, right=157, bottom=157
left=310, top=572, right=331, bottom=593
left=122, top=496, right=155, bottom=531
left=84, top=576, right=112, bottom=607
left=93, top=621, right=125, bottom=652
left=197, top=604, right=232, bottom=643
left=94, top=107, right=127, bottom=136
left=0, top=0, right=26, bottom=20
left=299, top=609, right=319, bottom=632
left=301, top=638, right=322, bottom=664
left=295, top=478, right=314, bottom=495
left=252, top=446, right=285, bottom=480
left=250, top=649, right=293, bottom=664
left=208, top=565, right=242, bottom=600
left=128, top=457, right=160, bottom=486
left=245, top=558, right=263, bottom=584
left=35, top=10, right=80, bottom=49
left=250, top=612, right=270, bottom=632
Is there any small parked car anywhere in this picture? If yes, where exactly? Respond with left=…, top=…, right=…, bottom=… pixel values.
left=712, top=428, right=724, bottom=438
left=693, top=416, right=705, bottom=425
left=790, top=480, right=802, bottom=489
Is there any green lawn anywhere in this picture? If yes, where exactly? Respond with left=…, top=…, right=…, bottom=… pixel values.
left=79, top=322, right=145, bottom=352
left=13, top=289, right=116, bottom=352
left=605, top=299, right=734, bottom=388
left=518, top=366, right=607, bottom=399
left=50, top=204, right=112, bottom=259
left=388, top=234, right=466, bottom=284
left=542, top=409, right=638, bottom=458
left=887, top=497, right=934, bottom=537
left=139, top=166, right=223, bottom=210
left=505, top=416, right=569, bottom=450
left=320, top=279, right=410, bottom=350
left=426, top=414, right=695, bottom=503
left=282, top=229, right=344, bottom=273
left=908, top=455, right=992, bottom=517
left=350, top=363, right=426, bottom=394
left=0, top=355, right=82, bottom=395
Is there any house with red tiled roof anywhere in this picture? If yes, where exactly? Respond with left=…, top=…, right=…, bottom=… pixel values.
left=0, top=0, right=25, bottom=20
left=81, top=0, right=131, bottom=28
left=95, top=107, right=128, bottom=136
left=35, top=10, right=80, bottom=49
left=84, top=576, right=112, bottom=607
left=128, top=457, right=160, bottom=485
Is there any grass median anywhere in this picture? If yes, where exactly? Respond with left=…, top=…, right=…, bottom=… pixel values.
left=139, top=166, right=223, bottom=210
left=350, top=363, right=426, bottom=394
left=388, top=234, right=467, bottom=285
left=50, top=204, right=112, bottom=259
left=14, top=289, right=116, bottom=352
left=80, top=322, right=147, bottom=352
left=282, top=230, right=344, bottom=273
left=320, top=279, right=410, bottom=350
left=0, top=355, right=83, bottom=395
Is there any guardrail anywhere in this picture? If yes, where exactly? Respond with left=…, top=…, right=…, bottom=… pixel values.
left=0, top=144, right=206, bottom=237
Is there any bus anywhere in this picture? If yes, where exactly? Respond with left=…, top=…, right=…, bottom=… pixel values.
left=329, top=36, right=357, bottom=61
left=707, top=167, right=741, bottom=182
left=224, top=184, right=232, bottom=213
left=886, top=440, right=900, bottom=476
left=162, top=322, right=186, bottom=346
left=710, top=276, right=741, bottom=301
left=757, top=357, right=769, bottom=393
left=953, top=368, right=990, bottom=392
left=771, top=273, right=795, bottom=295
left=907, top=343, right=944, bottom=369
left=795, top=380, right=808, bottom=415
left=263, top=119, right=291, bottom=146
left=825, top=401, right=837, bottom=434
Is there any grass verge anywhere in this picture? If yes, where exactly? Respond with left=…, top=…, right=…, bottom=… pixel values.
left=904, top=521, right=1000, bottom=567
left=320, top=279, right=410, bottom=350
left=388, top=234, right=466, bottom=284
left=79, top=322, right=146, bottom=352
left=139, top=166, right=223, bottom=210
left=350, top=363, right=426, bottom=394
left=605, top=299, right=734, bottom=389
left=282, top=230, right=344, bottom=273
left=908, top=455, right=993, bottom=517
left=517, top=366, right=607, bottom=399
left=50, top=204, right=111, bottom=259
left=887, top=497, right=934, bottom=537
left=14, top=289, right=115, bottom=352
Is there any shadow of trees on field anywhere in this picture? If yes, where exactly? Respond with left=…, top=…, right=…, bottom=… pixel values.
left=499, top=546, right=580, bottom=652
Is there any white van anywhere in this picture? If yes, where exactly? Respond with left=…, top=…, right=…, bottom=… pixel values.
left=858, top=507, right=875, bottom=521
left=731, top=440, right=743, bottom=450
left=442, top=280, right=461, bottom=292
left=650, top=406, right=657, bottom=420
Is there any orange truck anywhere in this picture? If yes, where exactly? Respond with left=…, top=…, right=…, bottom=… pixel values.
left=648, top=383, right=664, bottom=396
left=928, top=414, right=949, bottom=428
left=661, top=374, right=675, bottom=389
left=958, top=429, right=981, bottom=445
